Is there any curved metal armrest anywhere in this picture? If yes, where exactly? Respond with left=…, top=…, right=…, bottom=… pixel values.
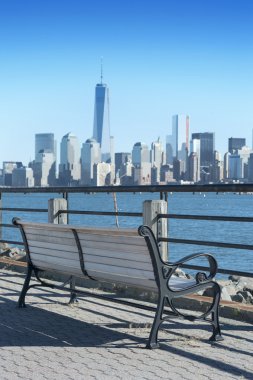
left=167, top=252, right=218, bottom=281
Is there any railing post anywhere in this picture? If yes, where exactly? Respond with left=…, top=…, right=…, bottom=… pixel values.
left=48, top=198, right=68, bottom=224
left=143, top=200, right=168, bottom=261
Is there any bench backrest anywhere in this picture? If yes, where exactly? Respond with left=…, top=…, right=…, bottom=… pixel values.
left=14, top=220, right=158, bottom=291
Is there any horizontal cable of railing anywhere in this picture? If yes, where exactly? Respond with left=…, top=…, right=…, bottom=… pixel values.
left=0, top=224, right=18, bottom=228
left=158, top=213, right=253, bottom=222
left=159, top=237, right=253, bottom=251
left=58, top=210, right=143, bottom=217
left=1, top=182, right=253, bottom=194
left=0, top=239, right=24, bottom=246
left=0, top=207, right=48, bottom=213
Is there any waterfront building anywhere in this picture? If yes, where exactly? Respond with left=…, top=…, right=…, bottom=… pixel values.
left=228, top=154, right=243, bottom=179
left=81, top=138, right=101, bottom=185
left=92, top=68, right=112, bottom=163
left=59, top=132, right=81, bottom=185
left=228, top=137, right=246, bottom=154
left=151, top=166, right=159, bottom=184
left=150, top=138, right=164, bottom=168
left=2, top=161, right=23, bottom=186
left=192, top=132, right=215, bottom=168
left=117, top=160, right=133, bottom=185
left=12, top=167, right=34, bottom=187
left=132, top=142, right=150, bottom=166
left=35, top=133, right=56, bottom=162
left=32, top=152, right=56, bottom=186
left=188, top=152, right=199, bottom=183
left=248, top=153, right=253, bottom=182
left=211, top=150, right=223, bottom=182
left=34, top=133, right=56, bottom=184
left=150, top=138, right=164, bottom=184
left=172, top=114, right=189, bottom=159
left=94, top=162, right=113, bottom=186
left=115, top=152, right=131, bottom=176
left=190, top=138, right=201, bottom=182
left=223, top=152, right=231, bottom=179
left=132, top=142, right=151, bottom=185
left=166, top=135, right=174, bottom=164
left=132, top=162, right=151, bottom=185
left=160, top=164, right=174, bottom=183
left=237, top=146, right=253, bottom=179
left=173, top=159, right=185, bottom=181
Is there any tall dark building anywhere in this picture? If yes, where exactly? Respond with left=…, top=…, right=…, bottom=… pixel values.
left=115, top=152, right=131, bottom=175
left=228, top=137, right=246, bottom=154
left=192, top=132, right=215, bottom=168
left=92, top=63, right=111, bottom=162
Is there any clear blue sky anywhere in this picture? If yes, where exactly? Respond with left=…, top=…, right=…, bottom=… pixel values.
left=0, top=0, right=253, bottom=165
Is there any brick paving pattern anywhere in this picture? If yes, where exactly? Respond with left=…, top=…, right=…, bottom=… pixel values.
left=0, top=269, right=252, bottom=380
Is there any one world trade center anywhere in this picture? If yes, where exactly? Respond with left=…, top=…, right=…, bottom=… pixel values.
left=92, top=65, right=112, bottom=163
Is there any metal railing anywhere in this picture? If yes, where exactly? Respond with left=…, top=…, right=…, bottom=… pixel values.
left=0, top=184, right=253, bottom=278
left=157, top=213, right=253, bottom=278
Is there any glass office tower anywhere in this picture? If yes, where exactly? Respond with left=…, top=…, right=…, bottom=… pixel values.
left=92, top=76, right=111, bottom=162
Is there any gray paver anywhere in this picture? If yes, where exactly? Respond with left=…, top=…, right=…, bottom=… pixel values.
left=0, top=268, right=252, bottom=380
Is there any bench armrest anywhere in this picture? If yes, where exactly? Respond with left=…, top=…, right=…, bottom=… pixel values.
left=167, top=252, right=218, bottom=283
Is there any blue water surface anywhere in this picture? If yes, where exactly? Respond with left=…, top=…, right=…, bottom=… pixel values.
left=2, top=191, right=253, bottom=276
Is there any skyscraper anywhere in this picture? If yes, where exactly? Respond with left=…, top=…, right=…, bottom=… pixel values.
left=34, top=133, right=56, bottom=186
left=35, top=133, right=56, bottom=162
left=150, top=138, right=164, bottom=168
left=172, top=114, right=190, bottom=159
left=132, top=142, right=151, bottom=185
left=59, top=132, right=81, bottom=185
left=228, top=137, right=246, bottom=154
left=92, top=65, right=111, bottom=162
left=81, top=138, right=101, bottom=185
left=192, top=132, right=215, bottom=168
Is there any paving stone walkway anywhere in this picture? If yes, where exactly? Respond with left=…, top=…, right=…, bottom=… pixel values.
left=0, top=269, right=252, bottom=380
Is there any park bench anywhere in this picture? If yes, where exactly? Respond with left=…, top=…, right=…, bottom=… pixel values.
left=13, top=217, right=223, bottom=348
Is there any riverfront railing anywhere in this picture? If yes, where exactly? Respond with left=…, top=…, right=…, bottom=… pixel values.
left=0, top=184, right=253, bottom=278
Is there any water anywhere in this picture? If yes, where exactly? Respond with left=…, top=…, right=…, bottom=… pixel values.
left=1, top=191, right=253, bottom=277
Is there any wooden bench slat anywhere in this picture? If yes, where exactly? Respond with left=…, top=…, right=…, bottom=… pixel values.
left=80, top=240, right=149, bottom=254
left=26, top=233, right=76, bottom=246
left=25, top=227, right=74, bottom=239
left=28, top=241, right=79, bottom=253
left=24, top=224, right=138, bottom=237
left=77, top=233, right=146, bottom=247
left=85, top=262, right=155, bottom=279
left=31, top=259, right=83, bottom=276
left=84, top=254, right=153, bottom=271
left=87, top=269, right=157, bottom=290
left=29, top=246, right=80, bottom=260
left=80, top=247, right=150, bottom=263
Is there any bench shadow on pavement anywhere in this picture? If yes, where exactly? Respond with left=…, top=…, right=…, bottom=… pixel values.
left=0, top=296, right=145, bottom=348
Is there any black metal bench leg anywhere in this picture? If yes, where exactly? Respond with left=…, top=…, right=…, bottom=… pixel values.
left=146, top=295, right=165, bottom=349
left=68, top=276, right=78, bottom=305
left=209, top=283, right=223, bottom=341
left=18, top=264, right=33, bottom=308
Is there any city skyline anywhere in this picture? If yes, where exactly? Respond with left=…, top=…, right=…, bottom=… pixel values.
left=1, top=0, right=253, bottom=164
